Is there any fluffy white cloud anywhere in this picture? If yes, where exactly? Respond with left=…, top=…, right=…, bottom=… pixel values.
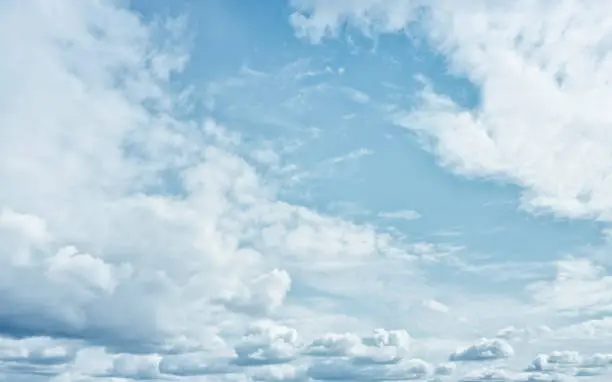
left=215, top=269, right=292, bottom=315
left=233, top=321, right=301, bottom=366
left=449, top=338, right=514, bottom=362
left=291, top=0, right=612, bottom=222
left=362, top=328, right=411, bottom=351
left=7, top=0, right=612, bottom=380
left=305, top=328, right=410, bottom=361
left=289, top=0, right=420, bottom=44
left=305, top=332, right=363, bottom=357
left=0, top=0, right=432, bottom=364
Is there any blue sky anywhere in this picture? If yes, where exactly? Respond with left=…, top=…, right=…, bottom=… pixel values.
left=132, top=0, right=604, bottom=260
left=2, top=0, right=612, bottom=381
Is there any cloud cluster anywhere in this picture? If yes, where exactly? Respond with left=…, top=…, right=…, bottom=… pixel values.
left=449, top=338, right=514, bottom=362
left=0, top=0, right=469, bottom=380
left=1, top=0, right=431, bottom=359
left=4, top=0, right=612, bottom=380
left=290, top=0, right=612, bottom=222
left=1, top=326, right=610, bottom=381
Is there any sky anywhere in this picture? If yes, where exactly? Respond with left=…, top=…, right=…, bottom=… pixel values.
left=2, top=0, right=612, bottom=381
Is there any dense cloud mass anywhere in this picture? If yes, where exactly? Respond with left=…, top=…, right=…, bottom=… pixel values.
left=2, top=0, right=612, bottom=381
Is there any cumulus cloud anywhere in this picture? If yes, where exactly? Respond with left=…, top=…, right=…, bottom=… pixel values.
left=216, top=269, right=292, bottom=315
left=362, top=328, right=411, bottom=351
left=305, top=328, right=411, bottom=362
left=305, top=332, right=364, bottom=357
left=233, top=321, right=301, bottom=366
left=525, top=350, right=612, bottom=379
left=0, top=336, right=77, bottom=379
left=449, top=338, right=514, bottom=362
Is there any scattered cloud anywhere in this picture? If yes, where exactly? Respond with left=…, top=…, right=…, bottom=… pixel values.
left=379, top=209, right=421, bottom=221
left=291, top=0, right=612, bottom=221
left=449, top=338, right=514, bottom=362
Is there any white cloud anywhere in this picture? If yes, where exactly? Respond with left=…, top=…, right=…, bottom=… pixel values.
left=289, top=0, right=420, bottom=44
left=305, top=332, right=363, bottom=357
left=0, top=0, right=440, bottom=366
left=215, top=269, right=292, bottom=316
left=109, top=353, right=161, bottom=379
left=233, top=321, right=301, bottom=366
left=158, top=352, right=236, bottom=377
left=422, top=299, right=450, bottom=313
left=0, top=209, right=50, bottom=245
left=307, top=357, right=433, bottom=381
left=554, top=317, right=612, bottom=340
left=303, top=328, right=413, bottom=366
left=249, top=364, right=306, bottom=381
left=290, top=0, right=612, bottom=222
left=458, top=367, right=512, bottom=381
left=8, top=0, right=612, bottom=380
left=527, top=258, right=612, bottom=315
left=449, top=338, right=514, bottom=362
left=378, top=210, right=421, bottom=221
left=362, top=328, right=411, bottom=351
left=0, top=336, right=75, bottom=369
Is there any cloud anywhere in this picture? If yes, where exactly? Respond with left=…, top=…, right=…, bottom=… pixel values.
left=305, top=332, right=364, bottom=357
left=0, top=0, right=441, bottom=365
left=289, top=0, right=421, bottom=44
left=0, top=336, right=76, bottom=378
left=108, top=353, right=161, bottom=379
left=249, top=364, right=306, bottom=381
left=233, top=321, right=301, bottom=366
left=290, top=0, right=612, bottom=222
left=422, top=299, right=450, bottom=313
left=159, top=352, right=237, bottom=377
left=449, top=338, right=514, bottom=362
left=457, top=367, right=511, bottom=382
left=495, top=325, right=552, bottom=342
left=378, top=210, right=421, bottom=221
left=304, top=328, right=411, bottom=361
left=215, top=269, right=292, bottom=316
left=307, top=357, right=433, bottom=381
left=554, top=317, right=612, bottom=340
left=527, top=258, right=612, bottom=315
left=7, top=0, right=612, bottom=380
